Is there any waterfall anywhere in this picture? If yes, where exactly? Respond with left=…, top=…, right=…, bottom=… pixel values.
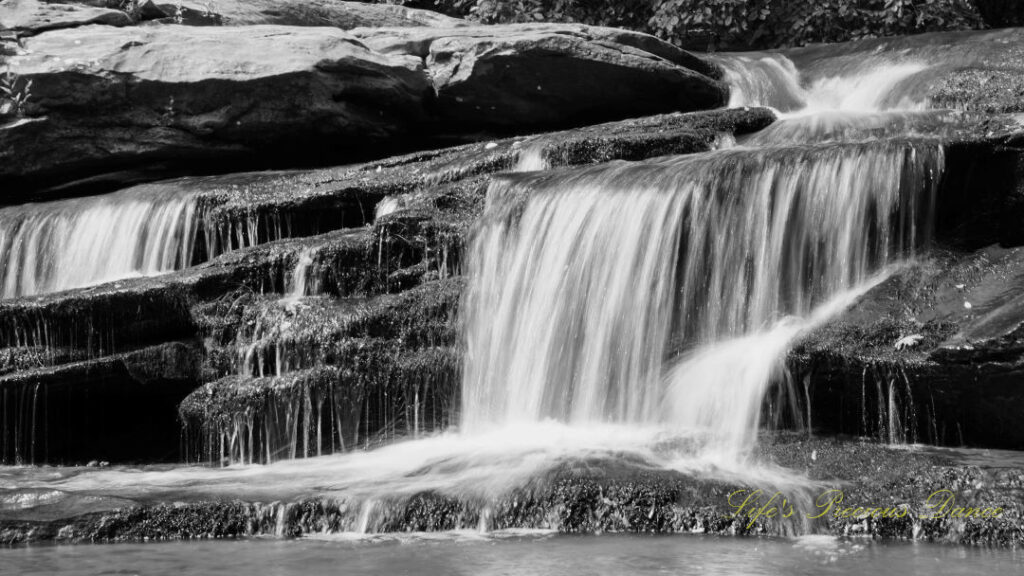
left=712, top=53, right=931, bottom=113
left=461, top=140, right=943, bottom=455
left=0, top=190, right=202, bottom=299
left=0, top=186, right=292, bottom=300
left=285, top=248, right=316, bottom=302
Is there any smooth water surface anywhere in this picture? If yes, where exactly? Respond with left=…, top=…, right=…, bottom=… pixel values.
left=2, top=534, right=1020, bottom=576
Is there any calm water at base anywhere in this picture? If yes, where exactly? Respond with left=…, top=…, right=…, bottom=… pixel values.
left=1, top=533, right=1020, bottom=576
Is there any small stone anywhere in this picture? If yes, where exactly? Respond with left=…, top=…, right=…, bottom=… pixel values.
left=964, top=301, right=973, bottom=310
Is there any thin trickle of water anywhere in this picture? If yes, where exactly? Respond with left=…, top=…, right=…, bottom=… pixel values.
left=513, top=144, right=549, bottom=172
left=285, top=248, right=316, bottom=302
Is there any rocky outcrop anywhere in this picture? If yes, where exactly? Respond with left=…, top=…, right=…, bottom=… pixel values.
left=0, top=108, right=774, bottom=465
left=0, top=341, right=202, bottom=464
left=1, top=433, right=1020, bottom=546
left=0, top=0, right=464, bottom=35
left=790, top=245, right=1024, bottom=450
left=353, top=24, right=726, bottom=130
left=0, top=24, right=430, bottom=194
left=0, top=22, right=725, bottom=195
left=788, top=120, right=1024, bottom=449
left=0, top=0, right=132, bottom=35
left=160, top=0, right=466, bottom=28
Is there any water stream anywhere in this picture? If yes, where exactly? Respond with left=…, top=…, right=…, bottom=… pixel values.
left=0, top=37, right=984, bottom=544
left=0, top=189, right=202, bottom=299
left=1, top=533, right=1020, bottom=576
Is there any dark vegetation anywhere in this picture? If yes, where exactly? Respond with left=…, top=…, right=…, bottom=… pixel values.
left=391, top=0, right=1015, bottom=49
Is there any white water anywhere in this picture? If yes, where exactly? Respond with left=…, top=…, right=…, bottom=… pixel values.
left=0, top=190, right=202, bottom=298
left=715, top=53, right=930, bottom=113
left=462, top=143, right=941, bottom=447
left=0, top=36, right=965, bottom=528
left=456, top=45, right=951, bottom=467
left=284, top=247, right=316, bottom=303
left=662, top=270, right=892, bottom=463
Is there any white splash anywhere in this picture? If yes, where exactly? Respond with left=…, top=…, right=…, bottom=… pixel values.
left=715, top=53, right=930, bottom=114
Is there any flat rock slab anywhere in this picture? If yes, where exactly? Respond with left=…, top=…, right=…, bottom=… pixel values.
left=0, top=0, right=132, bottom=35
left=0, top=24, right=430, bottom=191
left=0, top=0, right=464, bottom=35
left=160, top=0, right=466, bottom=28
left=354, top=23, right=726, bottom=129
left=0, top=22, right=725, bottom=194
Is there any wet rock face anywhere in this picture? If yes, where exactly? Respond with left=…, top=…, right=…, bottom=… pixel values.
left=353, top=24, right=727, bottom=130
left=1, top=434, right=1020, bottom=546
left=0, top=342, right=203, bottom=464
left=790, top=245, right=1024, bottom=449
left=786, top=131, right=1024, bottom=450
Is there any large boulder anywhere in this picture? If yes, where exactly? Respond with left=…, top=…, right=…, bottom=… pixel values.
left=0, top=22, right=726, bottom=195
left=0, top=24, right=431, bottom=193
left=0, top=0, right=465, bottom=35
left=353, top=24, right=727, bottom=131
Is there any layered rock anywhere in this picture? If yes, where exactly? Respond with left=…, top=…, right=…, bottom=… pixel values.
left=0, top=0, right=464, bottom=35
left=789, top=119, right=1024, bottom=449
left=790, top=245, right=1024, bottom=449
left=0, top=108, right=774, bottom=465
left=0, top=342, right=202, bottom=464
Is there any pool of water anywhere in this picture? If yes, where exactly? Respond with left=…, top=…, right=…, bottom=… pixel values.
left=2, top=533, right=1020, bottom=576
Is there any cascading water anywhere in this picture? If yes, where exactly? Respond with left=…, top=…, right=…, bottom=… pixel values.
left=0, top=190, right=203, bottom=299
left=462, top=142, right=941, bottom=457
left=461, top=46, right=949, bottom=461
left=715, top=52, right=931, bottom=113
left=0, top=185, right=294, bottom=301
